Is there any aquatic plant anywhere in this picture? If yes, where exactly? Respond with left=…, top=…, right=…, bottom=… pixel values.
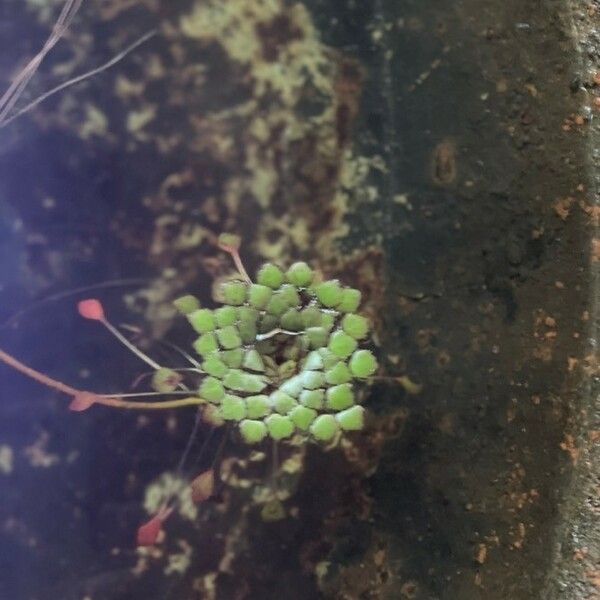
left=0, top=234, right=378, bottom=544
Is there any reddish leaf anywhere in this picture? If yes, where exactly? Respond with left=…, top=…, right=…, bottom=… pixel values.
left=69, top=392, right=97, bottom=412
left=136, top=506, right=173, bottom=547
left=77, top=298, right=104, bottom=321
left=190, top=469, right=215, bottom=504
left=136, top=515, right=163, bottom=547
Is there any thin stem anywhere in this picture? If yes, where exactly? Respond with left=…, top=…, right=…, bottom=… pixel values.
left=1, top=278, right=149, bottom=330
left=97, top=396, right=205, bottom=410
left=0, top=346, right=206, bottom=411
left=100, top=319, right=162, bottom=371
left=255, top=328, right=301, bottom=341
left=0, top=348, right=79, bottom=396
left=1, top=29, right=157, bottom=128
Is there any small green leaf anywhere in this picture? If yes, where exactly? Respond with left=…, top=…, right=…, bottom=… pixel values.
left=290, top=405, right=317, bottom=430
left=349, top=350, right=378, bottom=378
left=265, top=414, right=295, bottom=440
left=337, top=288, right=361, bottom=313
left=257, top=263, right=284, bottom=289
left=328, top=330, right=358, bottom=358
left=301, top=306, right=322, bottom=327
left=326, top=383, right=354, bottom=411
left=279, top=375, right=303, bottom=398
left=199, top=376, right=225, bottom=403
left=215, top=305, right=237, bottom=327
left=336, top=405, right=365, bottom=431
left=240, top=419, right=267, bottom=443
left=315, top=280, right=342, bottom=308
left=270, top=391, right=297, bottom=415
left=216, top=325, right=242, bottom=349
left=193, top=332, right=218, bottom=356
left=301, top=370, right=325, bottom=390
left=173, top=295, right=200, bottom=315
left=223, top=369, right=268, bottom=393
left=280, top=308, right=303, bottom=331
left=221, top=394, right=246, bottom=420
left=221, top=280, right=247, bottom=305
left=221, top=348, right=244, bottom=368
left=243, top=349, right=265, bottom=372
left=202, top=356, right=229, bottom=379
left=324, top=361, right=351, bottom=385
left=245, top=395, right=271, bottom=419
left=286, top=262, right=313, bottom=287
left=341, top=313, right=369, bottom=339
left=247, top=283, right=273, bottom=309
left=187, top=308, right=216, bottom=334
left=278, top=284, right=300, bottom=307
left=306, top=327, right=328, bottom=349
left=299, top=389, right=324, bottom=409
left=303, top=351, right=324, bottom=371
left=310, top=414, right=339, bottom=441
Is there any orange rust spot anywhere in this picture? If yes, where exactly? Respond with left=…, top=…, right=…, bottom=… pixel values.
left=560, top=434, right=579, bottom=464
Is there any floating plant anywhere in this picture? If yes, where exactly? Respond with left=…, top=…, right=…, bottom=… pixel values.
left=0, top=233, right=378, bottom=544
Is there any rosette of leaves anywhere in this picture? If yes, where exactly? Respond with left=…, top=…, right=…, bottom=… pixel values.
left=173, top=252, right=377, bottom=445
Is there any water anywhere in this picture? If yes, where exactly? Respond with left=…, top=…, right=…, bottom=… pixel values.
left=0, top=1, right=597, bottom=599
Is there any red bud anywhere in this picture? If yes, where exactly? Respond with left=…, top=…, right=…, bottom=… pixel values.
left=77, top=299, right=104, bottom=321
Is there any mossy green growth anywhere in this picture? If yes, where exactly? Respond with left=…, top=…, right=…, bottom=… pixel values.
left=257, top=263, right=284, bottom=289
left=221, top=280, right=247, bottom=305
left=193, top=332, right=218, bottom=356
left=336, top=405, right=365, bottom=431
left=315, top=280, right=342, bottom=308
left=178, top=245, right=378, bottom=443
left=199, top=376, right=225, bottom=403
left=349, top=349, right=378, bottom=378
left=265, top=414, right=294, bottom=440
left=310, top=414, right=339, bottom=441
left=221, top=394, right=246, bottom=421
left=173, top=294, right=200, bottom=315
left=188, top=308, right=216, bottom=334
left=341, top=314, right=369, bottom=340
left=215, top=305, right=237, bottom=327
left=328, top=330, right=358, bottom=358
left=326, top=384, right=354, bottom=410
left=245, top=395, right=271, bottom=419
left=247, top=283, right=272, bottom=309
left=216, top=325, right=242, bottom=349
left=240, top=419, right=267, bottom=443
left=290, top=405, right=317, bottom=430
left=286, top=262, right=313, bottom=287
